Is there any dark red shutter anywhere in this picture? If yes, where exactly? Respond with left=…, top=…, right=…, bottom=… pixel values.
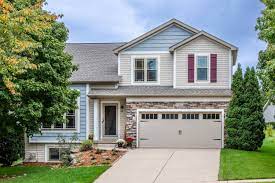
left=210, top=54, right=217, bottom=82
left=188, top=54, right=194, bottom=83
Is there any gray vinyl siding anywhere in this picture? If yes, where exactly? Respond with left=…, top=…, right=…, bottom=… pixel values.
left=119, top=53, right=173, bottom=86
left=175, top=36, right=231, bottom=88
left=29, top=84, right=87, bottom=143
left=264, top=105, right=275, bottom=123
left=126, top=25, right=192, bottom=51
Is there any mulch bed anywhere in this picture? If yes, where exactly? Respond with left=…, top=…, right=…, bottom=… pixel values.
left=73, top=149, right=126, bottom=167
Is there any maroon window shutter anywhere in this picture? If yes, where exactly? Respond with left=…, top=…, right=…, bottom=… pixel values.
left=210, top=54, right=217, bottom=82
left=188, top=54, right=194, bottom=83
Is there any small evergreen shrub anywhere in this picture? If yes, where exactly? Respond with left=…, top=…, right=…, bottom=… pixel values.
left=80, top=140, right=93, bottom=152
left=266, top=124, right=273, bottom=137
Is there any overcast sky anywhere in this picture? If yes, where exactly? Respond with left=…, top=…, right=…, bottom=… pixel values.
left=45, top=0, right=266, bottom=69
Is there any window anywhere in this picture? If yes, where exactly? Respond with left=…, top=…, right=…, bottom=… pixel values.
left=182, top=113, right=199, bottom=120
left=141, top=113, right=158, bottom=119
left=66, top=110, right=76, bottom=128
left=197, top=55, right=208, bottom=81
left=134, top=57, right=157, bottom=83
left=162, top=114, right=178, bottom=119
left=134, top=59, right=144, bottom=81
left=48, top=148, right=69, bottom=161
left=42, top=110, right=77, bottom=130
left=203, top=113, right=220, bottom=120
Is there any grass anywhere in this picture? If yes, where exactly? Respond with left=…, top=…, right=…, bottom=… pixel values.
left=0, top=165, right=109, bottom=183
left=219, top=131, right=275, bottom=180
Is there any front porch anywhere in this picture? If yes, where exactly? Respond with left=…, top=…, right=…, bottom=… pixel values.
left=90, top=97, right=127, bottom=146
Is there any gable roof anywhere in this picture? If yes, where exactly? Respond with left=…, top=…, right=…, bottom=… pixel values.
left=169, top=31, right=238, bottom=65
left=113, top=18, right=199, bottom=54
left=65, top=43, right=124, bottom=83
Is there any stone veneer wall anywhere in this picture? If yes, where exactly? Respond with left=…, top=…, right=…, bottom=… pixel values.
left=125, top=101, right=229, bottom=147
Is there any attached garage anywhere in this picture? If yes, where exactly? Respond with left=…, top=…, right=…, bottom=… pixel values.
left=138, top=110, right=223, bottom=149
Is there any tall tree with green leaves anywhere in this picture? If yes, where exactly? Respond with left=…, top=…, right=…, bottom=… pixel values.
left=225, top=64, right=245, bottom=149
left=0, top=0, right=79, bottom=136
left=256, top=0, right=275, bottom=102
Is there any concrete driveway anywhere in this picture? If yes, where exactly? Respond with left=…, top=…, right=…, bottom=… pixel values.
left=95, top=149, right=220, bottom=183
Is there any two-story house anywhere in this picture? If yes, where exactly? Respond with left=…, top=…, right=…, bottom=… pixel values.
left=25, top=19, right=238, bottom=162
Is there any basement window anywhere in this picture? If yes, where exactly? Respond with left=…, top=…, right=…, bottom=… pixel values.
left=48, top=148, right=69, bottom=161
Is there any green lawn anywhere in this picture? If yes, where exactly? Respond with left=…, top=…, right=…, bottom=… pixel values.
left=219, top=135, right=275, bottom=180
left=0, top=165, right=109, bottom=183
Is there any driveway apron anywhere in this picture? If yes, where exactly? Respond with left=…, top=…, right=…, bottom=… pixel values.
left=95, top=149, right=220, bottom=183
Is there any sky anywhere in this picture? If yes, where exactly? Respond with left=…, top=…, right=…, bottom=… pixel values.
left=45, top=0, right=266, bottom=69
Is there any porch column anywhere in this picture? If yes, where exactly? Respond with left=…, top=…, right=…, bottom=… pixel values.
left=93, top=99, right=100, bottom=141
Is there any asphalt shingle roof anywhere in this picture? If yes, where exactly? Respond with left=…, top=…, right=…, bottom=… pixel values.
left=88, top=86, right=232, bottom=97
left=65, top=43, right=125, bottom=82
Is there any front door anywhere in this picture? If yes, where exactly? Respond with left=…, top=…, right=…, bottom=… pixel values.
left=103, top=104, right=117, bottom=136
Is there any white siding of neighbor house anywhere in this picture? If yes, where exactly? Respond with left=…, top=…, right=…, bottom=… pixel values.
left=119, top=53, right=173, bottom=86
left=264, top=105, right=275, bottom=123
left=175, top=36, right=231, bottom=88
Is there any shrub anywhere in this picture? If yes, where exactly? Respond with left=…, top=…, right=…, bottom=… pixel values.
left=80, top=140, right=93, bottom=152
left=60, top=149, right=72, bottom=166
left=267, top=122, right=275, bottom=129
left=0, top=130, right=24, bottom=166
left=266, top=124, right=273, bottom=137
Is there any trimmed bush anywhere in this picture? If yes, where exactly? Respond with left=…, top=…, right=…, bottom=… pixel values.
left=266, top=124, right=273, bottom=137
left=80, top=140, right=93, bottom=152
left=0, top=130, right=24, bottom=166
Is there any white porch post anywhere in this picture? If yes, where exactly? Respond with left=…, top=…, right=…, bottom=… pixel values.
left=93, top=99, right=100, bottom=141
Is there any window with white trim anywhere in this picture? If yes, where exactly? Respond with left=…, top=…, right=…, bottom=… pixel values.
left=42, top=98, right=79, bottom=130
left=48, top=147, right=69, bottom=161
left=196, top=55, right=208, bottom=81
left=134, top=58, right=157, bottom=83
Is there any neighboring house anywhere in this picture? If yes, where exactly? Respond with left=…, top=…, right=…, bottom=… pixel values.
left=25, top=19, right=238, bottom=162
left=263, top=101, right=275, bottom=123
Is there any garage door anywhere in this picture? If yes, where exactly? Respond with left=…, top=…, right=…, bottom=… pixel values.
left=139, top=112, right=222, bottom=148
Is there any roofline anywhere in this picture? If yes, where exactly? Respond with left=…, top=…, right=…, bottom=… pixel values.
left=88, top=93, right=232, bottom=97
left=70, top=80, right=120, bottom=84
left=66, top=42, right=126, bottom=44
left=169, top=31, right=238, bottom=65
left=113, top=18, right=199, bottom=54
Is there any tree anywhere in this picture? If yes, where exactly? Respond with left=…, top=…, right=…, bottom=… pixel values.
left=240, top=67, right=265, bottom=150
left=225, top=64, right=245, bottom=149
left=0, top=0, right=79, bottom=136
left=225, top=65, right=265, bottom=151
left=256, top=0, right=275, bottom=102
left=0, top=129, right=24, bottom=166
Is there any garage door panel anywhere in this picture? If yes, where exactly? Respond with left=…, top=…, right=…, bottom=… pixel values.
left=139, top=114, right=222, bottom=149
